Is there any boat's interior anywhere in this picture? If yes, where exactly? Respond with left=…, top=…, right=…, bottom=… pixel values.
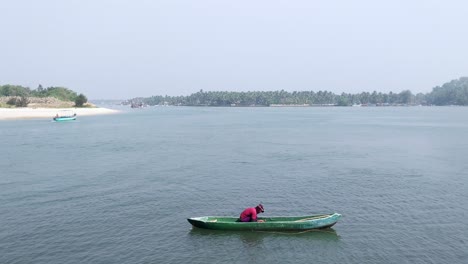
left=199, top=214, right=332, bottom=223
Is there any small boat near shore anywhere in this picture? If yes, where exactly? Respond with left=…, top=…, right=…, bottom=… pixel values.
left=187, top=213, right=341, bottom=231
left=53, top=110, right=77, bottom=122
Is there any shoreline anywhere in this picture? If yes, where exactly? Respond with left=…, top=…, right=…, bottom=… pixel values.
left=0, top=107, right=120, bottom=120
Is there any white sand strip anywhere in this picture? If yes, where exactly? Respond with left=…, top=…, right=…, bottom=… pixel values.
left=0, top=107, right=120, bottom=120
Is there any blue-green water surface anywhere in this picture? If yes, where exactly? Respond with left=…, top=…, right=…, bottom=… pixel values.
left=1, top=106, right=467, bottom=263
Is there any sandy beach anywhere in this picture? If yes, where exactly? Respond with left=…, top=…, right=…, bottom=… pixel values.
left=0, top=107, right=120, bottom=120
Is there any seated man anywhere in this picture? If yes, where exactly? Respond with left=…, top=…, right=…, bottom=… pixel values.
left=239, top=204, right=265, bottom=222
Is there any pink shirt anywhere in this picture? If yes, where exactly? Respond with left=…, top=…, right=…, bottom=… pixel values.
left=240, top=207, right=257, bottom=222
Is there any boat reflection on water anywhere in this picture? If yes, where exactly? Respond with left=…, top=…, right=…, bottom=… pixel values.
left=188, top=227, right=340, bottom=246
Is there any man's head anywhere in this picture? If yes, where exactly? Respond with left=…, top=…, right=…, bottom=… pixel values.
left=255, top=204, right=264, bottom=214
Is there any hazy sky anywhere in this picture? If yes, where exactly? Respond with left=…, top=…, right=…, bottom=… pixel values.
left=1, top=0, right=468, bottom=99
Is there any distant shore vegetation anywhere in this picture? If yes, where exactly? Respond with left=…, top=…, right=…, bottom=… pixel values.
left=0, top=84, right=88, bottom=108
left=125, top=77, right=468, bottom=107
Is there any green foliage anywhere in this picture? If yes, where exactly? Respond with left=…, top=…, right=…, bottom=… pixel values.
left=6, top=97, right=17, bottom=106
left=336, top=96, right=350, bottom=106
left=1, top=84, right=87, bottom=105
left=6, top=96, right=30, bottom=107
left=30, top=86, right=78, bottom=101
left=131, top=78, right=468, bottom=107
left=17, top=96, right=30, bottom=107
left=74, top=94, right=88, bottom=107
left=132, top=89, right=424, bottom=107
left=0, top=85, right=31, bottom=97
left=427, top=77, right=468, bottom=105
left=1, top=85, right=31, bottom=107
left=398, top=90, right=413, bottom=104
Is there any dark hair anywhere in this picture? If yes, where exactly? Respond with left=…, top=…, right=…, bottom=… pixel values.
left=256, top=204, right=264, bottom=213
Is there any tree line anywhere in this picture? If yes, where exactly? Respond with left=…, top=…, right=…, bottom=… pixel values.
left=0, top=84, right=88, bottom=107
left=126, top=77, right=468, bottom=107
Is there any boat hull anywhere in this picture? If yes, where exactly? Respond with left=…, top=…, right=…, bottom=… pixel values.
left=53, top=116, right=76, bottom=122
left=187, top=213, right=341, bottom=231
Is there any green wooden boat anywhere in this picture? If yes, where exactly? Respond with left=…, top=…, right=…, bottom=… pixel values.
left=187, top=213, right=341, bottom=231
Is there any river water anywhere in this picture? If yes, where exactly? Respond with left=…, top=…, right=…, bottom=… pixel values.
left=1, top=106, right=467, bottom=263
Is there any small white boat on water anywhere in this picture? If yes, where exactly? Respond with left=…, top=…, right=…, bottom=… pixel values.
left=53, top=110, right=77, bottom=122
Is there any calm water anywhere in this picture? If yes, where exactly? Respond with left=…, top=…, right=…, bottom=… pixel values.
left=1, top=107, right=467, bottom=264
